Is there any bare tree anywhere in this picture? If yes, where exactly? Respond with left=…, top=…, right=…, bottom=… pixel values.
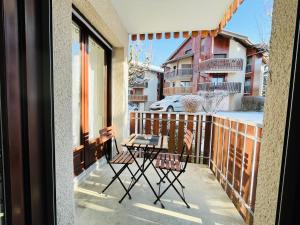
left=198, top=90, right=229, bottom=114
left=128, top=41, right=152, bottom=87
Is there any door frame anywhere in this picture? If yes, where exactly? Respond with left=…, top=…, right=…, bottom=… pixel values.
left=0, top=0, right=56, bottom=224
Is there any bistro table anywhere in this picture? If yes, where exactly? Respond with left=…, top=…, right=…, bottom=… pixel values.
left=119, top=134, right=168, bottom=207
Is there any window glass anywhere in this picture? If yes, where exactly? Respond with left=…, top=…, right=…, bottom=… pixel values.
left=88, top=36, right=106, bottom=139
left=244, top=78, right=251, bottom=94
left=72, top=23, right=82, bottom=147
left=213, top=54, right=227, bottom=58
left=211, top=75, right=225, bottom=83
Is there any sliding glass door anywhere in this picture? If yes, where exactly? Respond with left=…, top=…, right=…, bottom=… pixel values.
left=72, top=12, right=111, bottom=175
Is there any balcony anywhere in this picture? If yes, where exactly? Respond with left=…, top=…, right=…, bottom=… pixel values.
left=198, top=58, right=243, bottom=73
left=163, top=86, right=192, bottom=96
left=128, top=95, right=148, bottom=102
left=75, top=111, right=263, bottom=225
left=198, top=82, right=242, bottom=94
left=164, top=68, right=193, bottom=81
left=131, top=82, right=148, bottom=88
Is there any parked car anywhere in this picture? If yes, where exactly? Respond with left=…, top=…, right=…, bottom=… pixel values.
left=150, top=95, right=184, bottom=112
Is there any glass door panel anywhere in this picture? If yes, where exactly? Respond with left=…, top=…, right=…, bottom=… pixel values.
left=88, top=36, right=107, bottom=139
left=72, top=23, right=82, bottom=147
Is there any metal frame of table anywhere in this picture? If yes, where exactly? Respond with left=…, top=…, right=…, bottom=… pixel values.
left=119, top=134, right=168, bottom=208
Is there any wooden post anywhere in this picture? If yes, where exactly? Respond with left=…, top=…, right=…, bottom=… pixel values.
left=203, top=115, right=212, bottom=164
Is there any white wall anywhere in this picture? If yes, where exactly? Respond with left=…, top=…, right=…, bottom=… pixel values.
left=227, top=38, right=247, bottom=111
left=52, top=0, right=129, bottom=224
left=144, top=70, right=159, bottom=102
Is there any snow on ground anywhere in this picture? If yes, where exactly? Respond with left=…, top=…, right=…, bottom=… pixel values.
left=215, top=111, right=264, bottom=125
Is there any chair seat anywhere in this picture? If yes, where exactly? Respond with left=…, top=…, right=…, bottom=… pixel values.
left=110, top=151, right=138, bottom=164
left=155, top=153, right=182, bottom=171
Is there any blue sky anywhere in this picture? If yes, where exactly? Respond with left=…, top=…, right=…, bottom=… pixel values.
left=130, top=0, right=273, bottom=67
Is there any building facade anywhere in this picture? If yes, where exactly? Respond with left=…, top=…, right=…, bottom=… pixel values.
left=162, top=30, right=269, bottom=111
left=129, top=65, right=163, bottom=111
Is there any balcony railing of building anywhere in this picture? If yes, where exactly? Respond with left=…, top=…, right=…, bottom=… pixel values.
left=131, top=82, right=148, bottom=88
left=129, top=111, right=262, bottom=224
left=198, top=82, right=242, bottom=94
left=163, top=86, right=192, bottom=96
left=198, top=58, right=243, bottom=73
left=128, top=95, right=148, bottom=102
left=164, top=68, right=193, bottom=81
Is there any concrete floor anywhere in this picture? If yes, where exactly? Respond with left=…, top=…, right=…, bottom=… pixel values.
left=75, top=160, right=244, bottom=225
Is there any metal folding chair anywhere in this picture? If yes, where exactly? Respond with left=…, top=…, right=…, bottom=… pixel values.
left=99, top=127, right=138, bottom=198
left=154, top=129, right=193, bottom=208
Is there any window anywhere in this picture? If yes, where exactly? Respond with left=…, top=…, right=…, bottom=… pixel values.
left=72, top=18, right=111, bottom=147
left=211, top=75, right=225, bottom=83
left=72, top=23, right=82, bottom=147
left=180, top=81, right=191, bottom=87
left=88, top=37, right=107, bottom=139
left=200, top=38, right=205, bottom=52
left=181, top=64, right=192, bottom=68
left=213, top=54, right=227, bottom=58
left=244, top=78, right=251, bottom=94
left=246, top=56, right=253, bottom=73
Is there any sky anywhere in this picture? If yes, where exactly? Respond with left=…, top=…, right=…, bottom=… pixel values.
left=129, top=0, right=273, bottom=67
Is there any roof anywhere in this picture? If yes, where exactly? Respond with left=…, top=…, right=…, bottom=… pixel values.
left=162, top=30, right=269, bottom=65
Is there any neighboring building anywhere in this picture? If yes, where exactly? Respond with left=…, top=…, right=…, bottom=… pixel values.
left=162, top=30, right=269, bottom=110
left=129, top=64, right=164, bottom=110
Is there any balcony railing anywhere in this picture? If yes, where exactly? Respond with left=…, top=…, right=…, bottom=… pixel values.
left=198, top=58, right=243, bottom=73
left=198, top=82, right=242, bottom=94
left=129, top=111, right=263, bottom=223
left=131, top=82, right=148, bottom=88
left=128, top=95, right=148, bottom=102
left=163, top=86, right=192, bottom=96
left=164, top=68, right=193, bottom=81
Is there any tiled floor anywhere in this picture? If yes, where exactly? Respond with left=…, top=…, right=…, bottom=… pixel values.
left=75, top=160, right=244, bottom=225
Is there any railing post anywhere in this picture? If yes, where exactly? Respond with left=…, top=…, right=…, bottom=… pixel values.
left=203, top=115, right=212, bottom=164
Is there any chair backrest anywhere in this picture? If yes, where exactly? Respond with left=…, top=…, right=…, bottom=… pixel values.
left=99, top=126, right=118, bottom=159
left=181, top=129, right=193, bottom=169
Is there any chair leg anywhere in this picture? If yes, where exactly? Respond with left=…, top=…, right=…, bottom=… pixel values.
left=171, top=170, right=185, bottom=189
left=101, top=163, right=132, bottom=199
left=154, top=169, right=190, bottom=208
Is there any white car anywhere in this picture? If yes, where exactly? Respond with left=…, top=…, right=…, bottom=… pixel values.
left=150, top=95, right=184, bottom=112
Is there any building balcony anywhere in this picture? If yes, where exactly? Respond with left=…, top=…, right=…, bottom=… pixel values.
left=163, top=86, right=192, bottom=96
left=198, top=82, right=242, bottom=94
left=128, top=95, right=148, bottom=102
left=75, top=111, right=263, bottom=225
left=131, top=82, right=148, bottom=88
left=198, top=58, right=243, bottom=73
left=164, top=68, right=193, bottom=81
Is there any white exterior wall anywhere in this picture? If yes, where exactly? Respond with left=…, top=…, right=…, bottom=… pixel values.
left=144, top=71, right=159, bottom=102
left=253, top=57, right=264, bottom=96
left=218, top=38, right=247, bottom=111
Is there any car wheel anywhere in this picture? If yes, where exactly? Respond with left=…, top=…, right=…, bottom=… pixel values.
left=166, top=106, right=174, bottom=112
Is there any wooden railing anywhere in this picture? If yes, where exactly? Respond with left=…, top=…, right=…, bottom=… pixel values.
left=164, top=68, right=193, bottom=81
left=163, top=86, right=192, bottom=96
left=130, top=111, right=205, bottom=163
left=128, top=95, right=148, bottom=102
left=199, top=58, right=243, bottom=72
left=198, top=82, right=242, bottom=94
left=129, top=111, right=262, bottom=224
left=209, top=115, right=262, bottom=224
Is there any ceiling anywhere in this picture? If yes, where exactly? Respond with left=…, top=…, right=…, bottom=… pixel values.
left=110, top=0, right=235, bottom=34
